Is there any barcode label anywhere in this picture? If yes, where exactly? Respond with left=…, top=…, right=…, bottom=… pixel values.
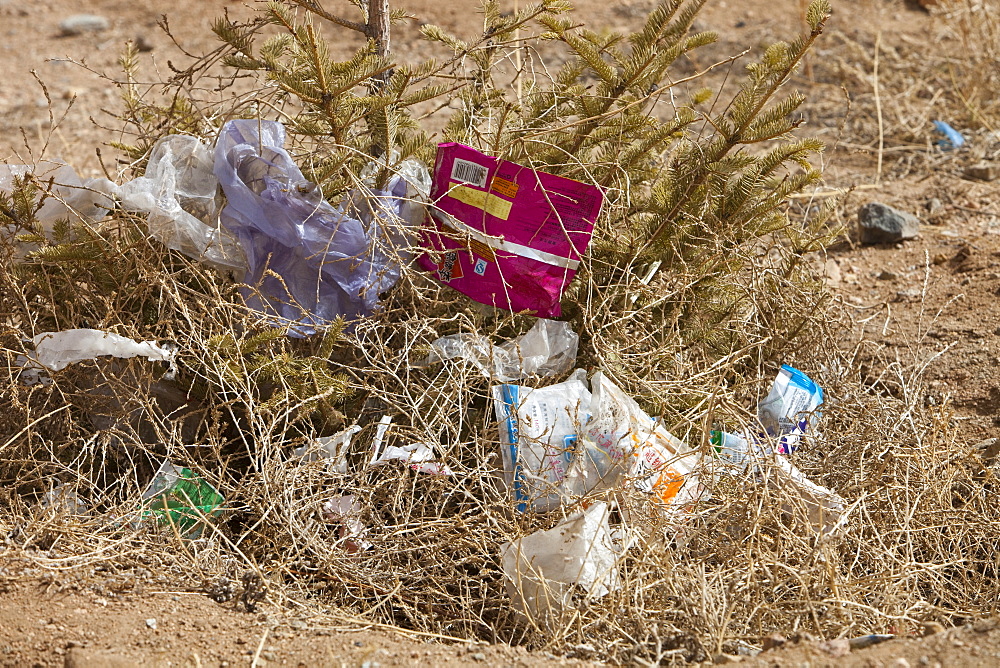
left=451, top=158, right=489, bottom=188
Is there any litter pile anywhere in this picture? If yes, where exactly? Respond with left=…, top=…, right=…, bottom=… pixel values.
left=0, top=120, right=860, bottom=657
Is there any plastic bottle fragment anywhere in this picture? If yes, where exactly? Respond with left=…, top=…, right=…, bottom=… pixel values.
left=214, top=119, right=429, bottom=336
left=427, top=318, right=578, bottom=381
left=114, top=134, right=246, bottom=271
left=141, top=460, right=224, bottom=539
left=29, top=329, right=176, bottom=372
left=418, top=143, right=603, bottom=318
left=500, top=501, right=621, bottom=627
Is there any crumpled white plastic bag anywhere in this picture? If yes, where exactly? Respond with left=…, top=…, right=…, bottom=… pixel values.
left=114, top=134, right=246, bottom=270
left=29, top=329, right=176, bottom=372
left=500, top=501, right=621, bottom=626
left=429, top=319, right=578, bottom=382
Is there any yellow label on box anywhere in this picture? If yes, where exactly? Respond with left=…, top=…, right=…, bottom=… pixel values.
left=447, top=182, right=513, bottom=220
left=490, top=175, right=519, bottom=199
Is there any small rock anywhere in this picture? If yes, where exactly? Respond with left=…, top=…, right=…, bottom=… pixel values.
left=858, top=202, right=920, bottom=244
left=470, top=652, right=487, bottom=662
left=145, top=618, right=157, bottom=630
left=817, top=638, right=851, bottom=658
left=891, top=659, right=911, bottom=668
left=926, top=197, right=943, bottom=214
left=965, top=162, right=999, bottom=182
left=877, top=270, right=898, bottom=280
left=922, top=621, right=946, bottom=636
left=894, top=288, right=922, bottom=302
left=261, top=652, right=276, bottom=662
left=712, top=653, right=743, bottom=664
left=824, top=259, right=842, bottom=284
left=973, top=618, right=997, bottom=633
left=761, top=633, right=787, bottom=652
left=59, top=14, right=110, bottom=36
left=932, top=253, right=949, bottom=265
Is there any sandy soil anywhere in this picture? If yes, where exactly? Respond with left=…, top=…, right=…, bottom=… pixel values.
left=2, top=0, right=1000, bottom=665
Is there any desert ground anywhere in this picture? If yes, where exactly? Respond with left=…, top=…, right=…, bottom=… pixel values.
left=2, top=0, right=1000, bottom=665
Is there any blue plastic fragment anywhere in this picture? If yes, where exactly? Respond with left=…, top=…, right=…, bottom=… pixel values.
left=932, top=120, right=965, bottom=150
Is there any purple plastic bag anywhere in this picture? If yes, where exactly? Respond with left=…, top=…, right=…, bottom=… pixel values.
left=214, top=120, right=415, bottom=336
left=418, top=143, right=603, bottom=318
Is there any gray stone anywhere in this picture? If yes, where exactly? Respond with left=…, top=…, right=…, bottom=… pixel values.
left=858, top=202, right=920, bottom=244
left=59, top=15, right=110, bottom=37
left=965, top=162, right=999, bottom=182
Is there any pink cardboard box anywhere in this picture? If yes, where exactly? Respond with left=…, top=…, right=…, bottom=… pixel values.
left=418, top=143, right=603, bottom=318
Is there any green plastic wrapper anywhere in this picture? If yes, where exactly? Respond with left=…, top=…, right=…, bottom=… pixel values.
left=142, top=460, right=224, bottom=538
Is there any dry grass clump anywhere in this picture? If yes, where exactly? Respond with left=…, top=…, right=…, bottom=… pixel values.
left=2, top=0, right=1000, bottom=664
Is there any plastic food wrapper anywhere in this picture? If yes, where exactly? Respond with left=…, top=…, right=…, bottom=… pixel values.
left=500, top=501, right=621, bottom=626
left=576, top=372, right=705, bottom=512
left=114, top=134, right=245, bottom=270
left=712, top=430, right=845, bottom=536
left=321, top=494, right=370, bottom=552
left=28, top=329, right=176, bottom=373
left=141, top=460, right=224, bottom=538
left=418, top=143, right=603, bottom=318
left=293, top=425, right=362, bottom=474
left=428, top=318, right=578, bottom=381
left=493, top=371, right=592, bottom=512
left=0, top=160, right=113, bottom=236
left=214, top=119, right=429, bottom=336
left=758, top=364, right=824, bottom=453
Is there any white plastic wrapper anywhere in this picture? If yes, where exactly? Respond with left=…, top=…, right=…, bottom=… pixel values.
left=321, top=494, right=371, bottom=552
left=500, top=501, right=621, bottom=626
left=114, top=134, right=246, bottom=270
left=429, top=319, right=578, bottom=382
left=29, top=329, right=176, bottom=372
left=40, top=483, right=91, bottom=517
left=293, top=425, right=362, bottom=474
left=370, top=440, right=453, bottom=476
left=493, top=370, right=591, bottom=512
left=578, top=372, right=705, bottom=512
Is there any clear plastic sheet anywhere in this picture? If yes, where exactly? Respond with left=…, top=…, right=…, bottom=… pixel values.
left=116, top=134, right=245, bottom=270
left=428, top=318, right=578, bottom=381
